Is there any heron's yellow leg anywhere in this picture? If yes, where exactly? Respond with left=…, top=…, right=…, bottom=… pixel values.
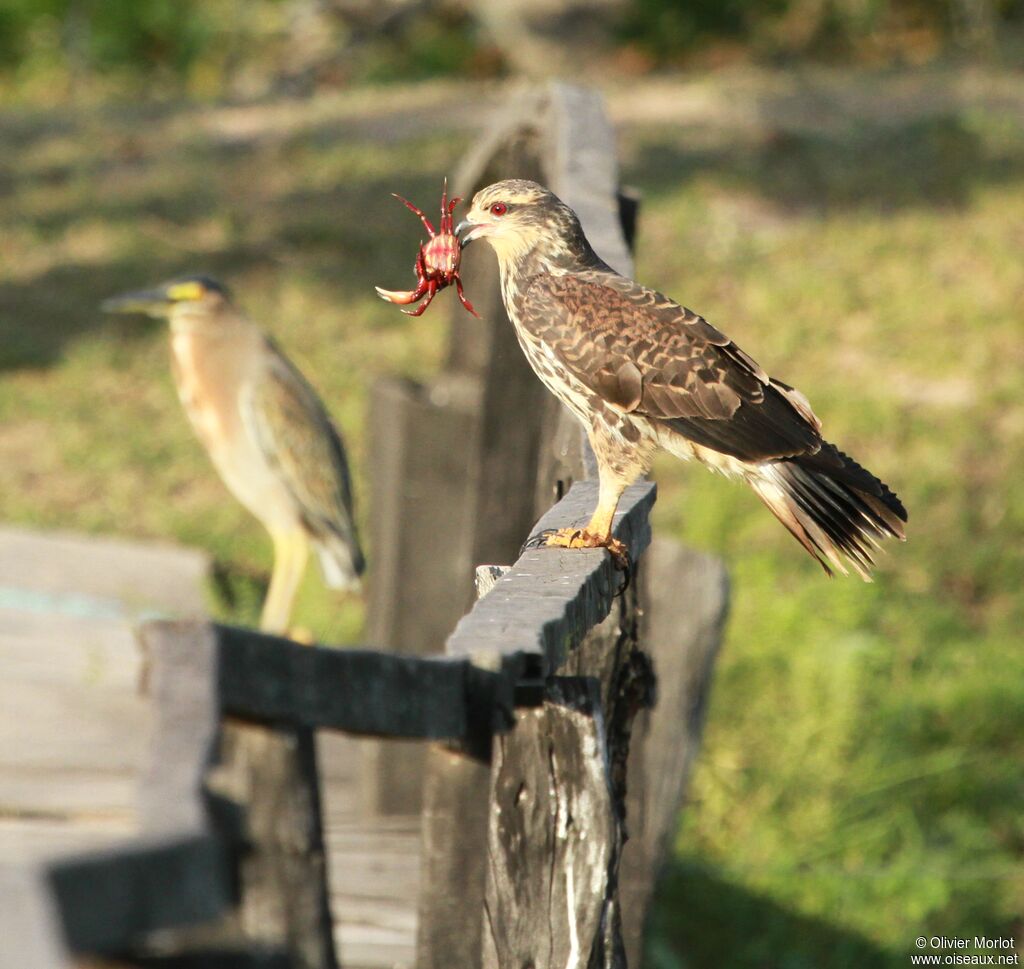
left=260, top=530, right=309, bottom=635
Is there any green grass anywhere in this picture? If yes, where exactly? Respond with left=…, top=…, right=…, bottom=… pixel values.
left=0, top=74, right=1021, bottom=965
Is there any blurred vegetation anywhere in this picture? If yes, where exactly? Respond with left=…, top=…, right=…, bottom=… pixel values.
left=0, top=0, right=499, bottom=102
left=1, top=69, right=1021, bottom=965
left=1, top=0, right=1024, bottom=103
left=619, top=0, right=1024, bottom=65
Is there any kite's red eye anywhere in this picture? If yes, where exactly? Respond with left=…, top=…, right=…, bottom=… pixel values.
left=490, top=202, right=508, bottom=216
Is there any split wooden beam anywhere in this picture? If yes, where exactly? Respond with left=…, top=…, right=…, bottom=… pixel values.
left=418, top=480, right=656, bottom=969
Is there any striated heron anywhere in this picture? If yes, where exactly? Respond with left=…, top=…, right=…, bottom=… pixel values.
left=103, top=275, right=364, bottom=634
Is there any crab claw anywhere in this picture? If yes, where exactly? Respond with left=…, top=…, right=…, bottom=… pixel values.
left=374, top=286, right=423, bottom=306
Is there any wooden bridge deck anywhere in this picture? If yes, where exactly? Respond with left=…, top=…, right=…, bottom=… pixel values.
left=0, top=527, right=419, bottom=969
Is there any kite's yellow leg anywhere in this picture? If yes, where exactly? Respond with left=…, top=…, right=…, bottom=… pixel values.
left=543, top=460, right=630, bottom=568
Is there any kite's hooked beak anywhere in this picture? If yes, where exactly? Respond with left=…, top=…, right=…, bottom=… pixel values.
left=455, top=218, right=483, bottom=247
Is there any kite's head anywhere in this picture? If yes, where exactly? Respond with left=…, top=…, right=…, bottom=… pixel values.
left=456, top=179, right=587, bottom=267
left=102, top=275, right=231, bottom=322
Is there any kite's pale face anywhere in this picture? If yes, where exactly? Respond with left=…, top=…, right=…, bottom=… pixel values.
left=457, top=179, right=562, bottom=264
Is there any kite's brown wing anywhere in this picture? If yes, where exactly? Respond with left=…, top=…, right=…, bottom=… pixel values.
left=518, top=271, right=824, bottom=461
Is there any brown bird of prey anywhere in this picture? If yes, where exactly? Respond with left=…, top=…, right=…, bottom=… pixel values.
left=456, top=180, right=906, bottom=577
left=103, top=276, right=364, bottom=632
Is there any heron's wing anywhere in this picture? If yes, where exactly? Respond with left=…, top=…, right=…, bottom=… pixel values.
left=242, top=339, right=362, bottom=556
left=518, top=271, right=823, bottom=461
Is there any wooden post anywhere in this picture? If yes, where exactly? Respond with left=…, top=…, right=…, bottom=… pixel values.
left=415, top=565, right=511, bottom=969
left=482, top=581, right=655, bottom=969
left=416, top=481, right=654, bottom=969
left=360, top=377, right=479, bottom=814
left=483, top=676, right=620, bottom=969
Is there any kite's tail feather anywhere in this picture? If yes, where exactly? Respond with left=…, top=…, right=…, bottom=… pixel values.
left=747, top=442, right=907, bottom=580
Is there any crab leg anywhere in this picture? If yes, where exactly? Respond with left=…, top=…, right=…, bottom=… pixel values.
left=402, top=282, right=438, bottom=317
left=392, top=194, right=436, bottom=237
left=375, top=286, right=425, bottom=305
left=455, top=276, right=479, bottom=318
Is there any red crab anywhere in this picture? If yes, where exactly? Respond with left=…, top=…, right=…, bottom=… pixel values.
left=375, top=180, right=478, bottom=318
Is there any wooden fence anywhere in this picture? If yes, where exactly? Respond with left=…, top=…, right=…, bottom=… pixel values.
left=0, top=83, right=729, bottom=969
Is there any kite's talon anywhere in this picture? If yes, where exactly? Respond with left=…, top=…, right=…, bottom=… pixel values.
left=526, top=526, right=633, bottom=573
left=604, top=537, right=631, bottom=574
left=520, top=528, right=557, bottom=554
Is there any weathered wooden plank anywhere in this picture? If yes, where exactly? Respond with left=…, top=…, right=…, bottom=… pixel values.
left=361, top=376, right=480, bottom=814
left=216, top=627, right=473, bottom=740
left=140, top=620, right=530, bottom=744
left=0, top=607, right=148, bottom=858
left=547, top=82, right=635, bottom=279
left=0, top=772, right=138, bottom=823
left=0, top=525, right=209, bottom=621
left=619, top=540, right=730, bottom=968
left=482, top=677, right=620, bottom=969
left=365, top=377, right=480, bottom=655
left=137, top=622, right=221, bottom=836
left=0, top=816, right=137, bottom=868
left=446, top=480, right=655, bottom=670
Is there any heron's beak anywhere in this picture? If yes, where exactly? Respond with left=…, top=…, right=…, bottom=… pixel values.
left=101, top=287, right=175, bottom=317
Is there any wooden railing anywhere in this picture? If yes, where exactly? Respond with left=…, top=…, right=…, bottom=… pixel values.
left=0, top=84, right=729, bottom=969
